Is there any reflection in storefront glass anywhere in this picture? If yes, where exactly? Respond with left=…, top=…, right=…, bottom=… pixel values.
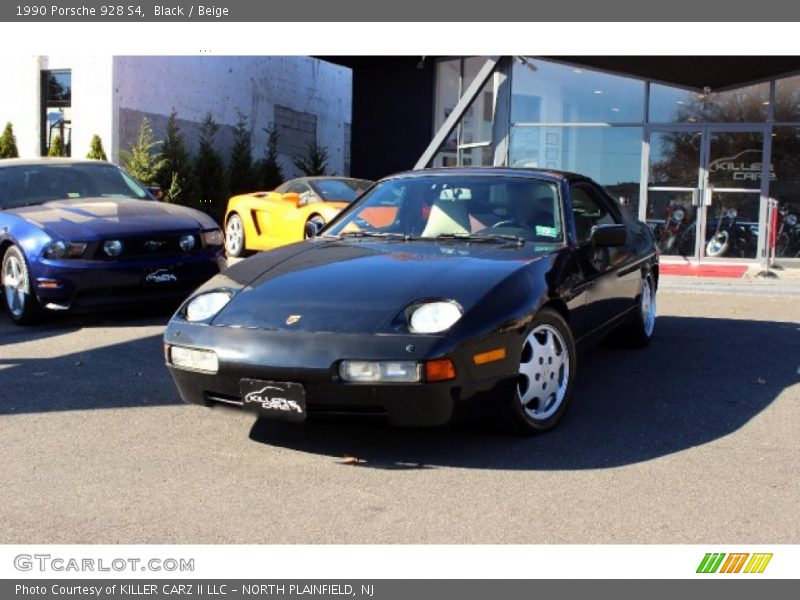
left=649, top=82, right=769, bottom=123
left=774, top=74, right=800, bottom=122
left=769, top=127, right=800, bottom=258
left=509, top=126, right=642, bottom=215
left=649, top=131, right=702, bottom=187
left=704, top=193, right=759, bottom=259
left=511, top=58, right=644, bottom=123
left=707, top=131, right=764, bottom=190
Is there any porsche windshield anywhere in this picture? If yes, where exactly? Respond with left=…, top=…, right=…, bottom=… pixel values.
left=0, top=163, right=151, bottom=209
left=324, top=175, right=564, bottom=243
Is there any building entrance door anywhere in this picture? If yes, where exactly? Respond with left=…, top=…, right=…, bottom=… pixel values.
left=645, top=126, right=768, bottom=261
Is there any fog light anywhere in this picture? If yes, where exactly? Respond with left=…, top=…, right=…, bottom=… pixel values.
left=103, top=239, right=123, bottom=257
left=339, top=360, right=421, bottom=383
left=169, top=345, right=219, bottom=373
left=179, top=234, right=196, bottom=252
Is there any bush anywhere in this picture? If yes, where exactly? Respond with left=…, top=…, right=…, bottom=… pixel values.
left=86, top=134, right=107, bottom=160
left=48, top=134, right=65, bottom=157
left=194, top=113, right=228, bottom=224
left=156, top=110, right=196, bottom=204
left=293, top=139, right=329, bottom=176
left=228, top=110, right=256, bottom=195
left=257, top=124, right=284, bottom=190
left=120, top=117, right=166, bottom=186
left=0, top=122, right=19, bottom=158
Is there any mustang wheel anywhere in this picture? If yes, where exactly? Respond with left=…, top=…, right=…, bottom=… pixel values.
left=225, top=213, right=246, bottom=257
left=305, top=215, right=326, bottom=239
left=504, top=308, right=576, bottom=434
left=617, top=272, right=657, bottom=347
left=2, top=245, right=41, bottom=325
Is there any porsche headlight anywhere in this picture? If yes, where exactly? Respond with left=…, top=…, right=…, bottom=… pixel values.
left=408, top=301, right=463, bottom=334
left=184, top=290, right=233, bottom=322
left=44, top=240, right=87, bottom=259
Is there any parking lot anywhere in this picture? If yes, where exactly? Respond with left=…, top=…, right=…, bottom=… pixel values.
left=1, top=285, right=798, bottom=544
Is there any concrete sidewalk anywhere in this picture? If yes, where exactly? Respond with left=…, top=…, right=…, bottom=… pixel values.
left=660, top=264, right=800, bottom=296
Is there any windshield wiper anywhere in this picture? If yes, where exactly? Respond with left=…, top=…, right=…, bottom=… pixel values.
left=430, top=232, right=525, bottom=246
left=336, top=231, right=413, bottom=241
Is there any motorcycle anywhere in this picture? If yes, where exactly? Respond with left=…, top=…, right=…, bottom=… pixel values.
left=775, top=207, right=800, bottom=259
left=655, top=200, right=695, bottom=256
left=705, top=206, right=757, bottom=258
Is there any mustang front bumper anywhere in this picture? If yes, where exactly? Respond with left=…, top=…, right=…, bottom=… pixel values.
left=164, top=322, right=519, bottom=427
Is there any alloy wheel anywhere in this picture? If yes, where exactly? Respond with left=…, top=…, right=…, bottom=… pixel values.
left=518, top=324, right=570, bottom=421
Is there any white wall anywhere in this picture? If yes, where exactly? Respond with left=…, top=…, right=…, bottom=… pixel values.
left=0, top=55, right=45, bottom=157
left=112, top=56, right=353, bottom=176
left=0, top=54, right=114, bottom=159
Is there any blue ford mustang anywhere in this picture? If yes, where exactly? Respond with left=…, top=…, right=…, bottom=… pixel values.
left=0, top=158, right=226, bottom=324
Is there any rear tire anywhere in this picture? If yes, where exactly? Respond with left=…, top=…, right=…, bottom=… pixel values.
left=499, top=308, right=577, bottom=434
left=225, top=213, right=247, bottom=258
left=2, top=245, right=42, bottom=325
left=616, top=272, right=657, bottom=348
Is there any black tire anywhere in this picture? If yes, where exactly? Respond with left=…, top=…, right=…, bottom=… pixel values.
left=2, top=245, right=42, bottom=325
left=225, top=213, right=247, bottom=258
left=499, top=308, right=577, bottom=434
left=305, top=215, right=326, bottom=239
left=616, top=272, right=657, bottom=348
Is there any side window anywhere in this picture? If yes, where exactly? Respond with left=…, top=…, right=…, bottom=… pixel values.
left=570, top=183, right=618, bottom=242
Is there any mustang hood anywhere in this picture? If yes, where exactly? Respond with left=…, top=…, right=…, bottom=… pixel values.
left=10, top=198, right=217, bottom=240
left=212, top=239, right=553, bottom=333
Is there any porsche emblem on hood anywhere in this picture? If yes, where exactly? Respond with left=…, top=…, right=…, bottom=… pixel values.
left=286, top=315, right=302, bottom=325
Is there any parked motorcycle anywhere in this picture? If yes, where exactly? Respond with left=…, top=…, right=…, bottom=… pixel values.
left=776, top=207, right=800, bottom=258
left=655, top=200, right=695, bottom=256
left=705, top=207, right=757, bottom=258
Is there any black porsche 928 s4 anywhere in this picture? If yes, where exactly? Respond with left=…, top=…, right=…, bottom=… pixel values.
left=164, top=168, right=658, bottom=434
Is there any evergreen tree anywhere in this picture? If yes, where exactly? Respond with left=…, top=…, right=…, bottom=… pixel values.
left=194, top=113, right=228, bottom=223
left=257, top=124, right=284, bottom=190
left=86, top=134, right=108, bottom=160
left=228, top=111, right=255, bottom=195
left=293, top=139, right=329, bottom=176
left=48, top=134, right=65, bottom=157
left=120, top=117, right=166, bottom=186
left=156, top=110, right=196, bottom=204
left=0, top=122, right=19, bottom=158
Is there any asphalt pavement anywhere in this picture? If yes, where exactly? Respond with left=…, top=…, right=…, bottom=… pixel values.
left=0, top=284, right=798, bottom=544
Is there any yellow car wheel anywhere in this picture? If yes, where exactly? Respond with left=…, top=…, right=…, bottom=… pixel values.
left=225, top=213, right=247, bottom=258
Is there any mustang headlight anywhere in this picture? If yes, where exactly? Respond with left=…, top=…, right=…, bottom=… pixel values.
left=202, top=229, right=224, bottom=246
left=184, top=290, right=233, bottom=322
left=44, top=240, right=87, bottom=259
left=408, top=301, right=463, bottom=334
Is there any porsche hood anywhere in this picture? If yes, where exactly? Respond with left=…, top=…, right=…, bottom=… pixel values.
left=209, top=239, right=554, bottom=334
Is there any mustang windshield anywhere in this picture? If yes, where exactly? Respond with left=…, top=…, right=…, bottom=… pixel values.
left=324, top=175, right=564, bottom=243
left=0, top=163, right=151, bottom=209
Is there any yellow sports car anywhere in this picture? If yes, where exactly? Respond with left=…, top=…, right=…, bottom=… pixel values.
left=223, top=176, right=373, bottom=257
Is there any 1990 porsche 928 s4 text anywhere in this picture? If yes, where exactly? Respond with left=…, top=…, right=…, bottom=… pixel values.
left=164, top=168, right=658, bottom=433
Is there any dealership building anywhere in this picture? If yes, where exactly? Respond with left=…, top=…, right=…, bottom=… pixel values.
left=2, top=55, right=800, bottom=265
left=332, top=56, right=800, bottom=266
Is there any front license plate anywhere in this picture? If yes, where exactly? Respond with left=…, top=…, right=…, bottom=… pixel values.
left=142, top=266, right=179, bottom=286
left=239, top=378, right=307, bottom=422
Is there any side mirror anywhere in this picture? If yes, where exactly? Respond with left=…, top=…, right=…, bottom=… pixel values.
left=147, top=186, right=164, bottom=200
left=282, top=192, right=302, bottom=207
left=304, top=220, right=322, bottom=239
left=590, top=223, right=627, bottom=247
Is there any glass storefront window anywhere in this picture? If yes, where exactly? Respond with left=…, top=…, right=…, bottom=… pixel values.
left=41, top=69, right=72, bottom=156
left=511, top=58, right=645, bottom=124
left=433, top=59, right=460, bottom=165
left=774, top=74, right=800, bottom=122
left=509, top=126, right=642, bottom=214
left=649, top=130, right=702, bottom=187
left=769, top=127, right=800, bottom=258
left=649, top=82, right=770, bottom=123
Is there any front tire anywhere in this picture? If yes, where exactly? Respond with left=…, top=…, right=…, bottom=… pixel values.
left=706, top=231, right=729, bottom=257
left=225, top=213, right=247, bottom=258
left=2, top=245, right=42, bottom=325
left=501, top=308, right=577, bottom=434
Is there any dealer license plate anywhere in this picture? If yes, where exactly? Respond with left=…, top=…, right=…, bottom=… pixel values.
left=239, top=378, right=307, bottom=422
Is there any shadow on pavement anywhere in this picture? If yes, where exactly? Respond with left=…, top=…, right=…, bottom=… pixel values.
left=248, top=315, right=800, bottom=470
